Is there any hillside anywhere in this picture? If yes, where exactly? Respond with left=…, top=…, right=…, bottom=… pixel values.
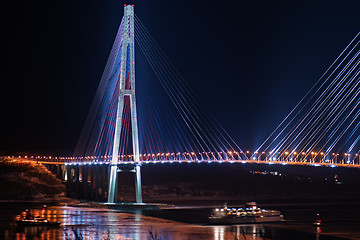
left=0, top=157, right=65, bottom=200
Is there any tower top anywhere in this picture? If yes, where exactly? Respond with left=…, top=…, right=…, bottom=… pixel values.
left=124, top=4, right=134, bottom=16
left=123, top=0, right=135, bottom=7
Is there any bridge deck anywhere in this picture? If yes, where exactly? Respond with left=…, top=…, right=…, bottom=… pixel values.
left=6, top=157, right=360, bottom=169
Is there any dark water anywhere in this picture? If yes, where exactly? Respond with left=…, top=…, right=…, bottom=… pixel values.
left=0, top=202, right=358, bottom=240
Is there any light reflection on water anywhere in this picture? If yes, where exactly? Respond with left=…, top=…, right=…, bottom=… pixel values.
left=5, top=206, right=270, bottom=240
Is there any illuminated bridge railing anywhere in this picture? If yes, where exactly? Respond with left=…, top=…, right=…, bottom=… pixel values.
left=66, top=151, right=246, bottom=164
left=62, top=159, right=360, bottom=168
left=8, top=151, right=360, bottom=168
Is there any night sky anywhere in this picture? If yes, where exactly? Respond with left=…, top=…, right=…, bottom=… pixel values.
left=2, top=0, right=360, bottom=156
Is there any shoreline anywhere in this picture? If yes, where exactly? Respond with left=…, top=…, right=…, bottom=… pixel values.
left=0, top=197, right=79, bottom=206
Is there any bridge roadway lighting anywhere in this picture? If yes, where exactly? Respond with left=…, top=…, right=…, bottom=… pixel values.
left=283, top=151, right=289, bottom=162
left=310, top=152, right=316, bottom=163
left=292, top=152, right=297, bottom=162
left=232, top=151, right=239, bottom=160
left=343, top=153, right=351, bottom=164
left=245, top=150, right=250, bottom=159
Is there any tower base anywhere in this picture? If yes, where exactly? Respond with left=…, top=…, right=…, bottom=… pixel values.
left=107, top=163, right=142, bottom=204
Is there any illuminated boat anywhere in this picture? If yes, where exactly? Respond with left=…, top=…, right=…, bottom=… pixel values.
left=16, top=217, right=61, bottom=227
left=209, top=202, right=284, bottom=224
left=313, top=213, right=322, bottom=226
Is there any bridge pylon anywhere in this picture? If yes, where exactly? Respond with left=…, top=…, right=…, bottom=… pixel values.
left=108, top=4, right=142, bottom=204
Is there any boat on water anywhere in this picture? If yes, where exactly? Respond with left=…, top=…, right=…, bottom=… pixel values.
left=16, top=217, right=61, bottom=227
left=313, top=213, right=322, bottom=226
left=16, top=208, right=61, bottom=227
left=209, top=202, right=284, bottom=224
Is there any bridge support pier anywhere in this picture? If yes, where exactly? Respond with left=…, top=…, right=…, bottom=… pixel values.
left=107, top=164, right=142, bottom=203
left=89, top=166, right=94, bottom=199
left=94, top=167, right=100, bottom=201
left=56, top=164, right=61, bottom=179
left=101, top=166, right=107, bottom=201
left=74, top=166, right=80, bottom=195
left=107, top=165, right=118, bottom=203
left=135, top=164, right=142, bottom=203
left=67, top=166, right=72, bottom=182
left=63, top=165, right=68, bottom=181
left=83, top=166, right=88, bottom=199
left=65, top=165, right=107, bottom=201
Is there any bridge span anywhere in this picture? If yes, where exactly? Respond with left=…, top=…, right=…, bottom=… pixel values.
left=7, top=154, right=360, bottom=169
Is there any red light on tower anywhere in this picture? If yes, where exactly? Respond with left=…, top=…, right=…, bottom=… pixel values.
left=124, top=4, right=127, bottom=6
left=132, top=4, right=134, bottom=7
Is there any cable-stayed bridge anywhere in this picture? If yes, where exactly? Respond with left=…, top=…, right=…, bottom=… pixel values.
left=13, top=5, right=360, bottom=203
